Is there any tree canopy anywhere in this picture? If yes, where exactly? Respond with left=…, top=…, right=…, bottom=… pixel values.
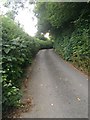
left=35, top=2, right=90, bottom=36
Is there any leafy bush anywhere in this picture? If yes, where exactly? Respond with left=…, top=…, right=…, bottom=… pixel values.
left=36, top=38, right=53, bottom=49
left=2, top=16, right=53, bottom=112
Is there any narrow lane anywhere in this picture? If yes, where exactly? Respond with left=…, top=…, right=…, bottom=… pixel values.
left=21, top=49, right=88, bottom=118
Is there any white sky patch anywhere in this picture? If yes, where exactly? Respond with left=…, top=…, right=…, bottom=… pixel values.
left=15, top=6, right=37, bottom=36
left=0, top=0, right=7, bottom=4
left=15, top=3, right=37, bottom=37
left=0, top=2, right=8, bottom=15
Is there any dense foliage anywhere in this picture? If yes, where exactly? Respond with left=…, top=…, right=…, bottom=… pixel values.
left=1, top=2, right=90, bottom=115
left=35, top=2, right=90, bottom=73
left=2, top=16, right=53, bottom=112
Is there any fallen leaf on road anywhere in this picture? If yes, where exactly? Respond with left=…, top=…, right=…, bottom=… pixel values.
left=51, top=103, right=54, bottom=106
left=77, top=97, right=81, bottom=101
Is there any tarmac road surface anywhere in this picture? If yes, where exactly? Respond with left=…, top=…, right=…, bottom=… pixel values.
left=21, top=49, right=88, bottom=118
